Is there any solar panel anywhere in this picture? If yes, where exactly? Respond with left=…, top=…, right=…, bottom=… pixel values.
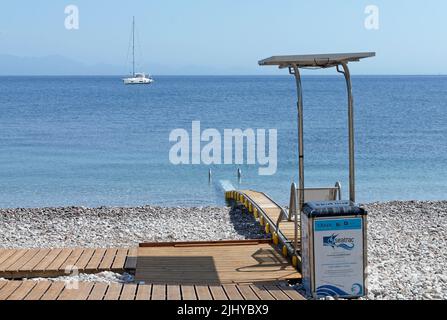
left=258, top=52, right=375, bottom=68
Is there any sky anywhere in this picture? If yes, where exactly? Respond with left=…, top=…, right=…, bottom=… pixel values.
left=0, top=0, right=446, bottom=75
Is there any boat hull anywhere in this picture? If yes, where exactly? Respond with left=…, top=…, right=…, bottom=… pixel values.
left=123, top=78, right=154, bottom=85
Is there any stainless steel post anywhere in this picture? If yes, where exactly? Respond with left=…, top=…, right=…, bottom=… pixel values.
left=292, top=65, right=304, bottom=254
left=339, top=62, right=356, bottom=203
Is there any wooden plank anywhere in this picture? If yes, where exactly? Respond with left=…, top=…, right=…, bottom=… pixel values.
left=0, top=249, right=16, bottom=266
left=195, top=285, right=213, bottom=300
left=59, top=248, right=84, bottom=273
left=151, top=284, right=166, bottom=300
left=0, top=249, right=27, bottom=271
left=263, top=208, right=282, bottom=221
left=120, top=284, right=137, bottom=300
left=135, top=284, right=152, bottom=300
left=167, top=285, right=181, bottom=300
left=278, top=285, right=305, bottom=300
left=209, top=285, right=228, bottom=300
left=46, top=249, right=73, bottom=272
left=136, top=249, right=288, bottom=261
left=135, top=243, right=300, bottom=285
left=133, top=275, right=299, bottom=285
left=138, top=245, right=275, bottom=254
left=87, top=282, right=109, bottom=300
left=85, top=248, right=107, bottom=272
left=135, top=263, right=296, bottom=270
left=180, top=285, right=197, bottom=300
left=24, top=281, right=52, bottom=300
left=111, top=248, right=129, bottom=271
left=137, top=242, right=279, bottom=253
left=57, top=284, right=76, bottom=300
left=6, top=281, right=37, bottom=300
left=40, top=282, right=65, bottom=300
left=0, top=281, right=8, bottom=290
left=278, top=222, right=298, bottom=231
left=33, top=248, right=63, bottom=272
left=135, top=255, right=291, bottom=261
left=135, top=251, right=283, bottom=258
left=139, top=239, right=271, bottom=248
left=246, top=200, right=275, bottom=207
left=263, top=285, right=291, bottom=300
left=58, top=282, right=94, bottom=300
left=128, top=247, right=138, bottom=257
left=135, top=273, right=298, bottom=283
left=222, top=284, right=244, bottom=300
left=20, top=249, right=51, bottom=272
left=249, top=284, right=275, bottom=300
left=103, top=283, right=122, bottom=300
left=73, top=282, right=95, bottom=300
left=73, top=248, right=95, bottom=271
left=242, top=190, right=305, bottom=252
left=0, top=281, right=22, bottom=300
left=236, top=285, right=259, bottom=300
left=125, top=248, right=138, bottom=270
left=173, top=241, right=268, bottom=247
left=98, top=248, right=117, bottom=270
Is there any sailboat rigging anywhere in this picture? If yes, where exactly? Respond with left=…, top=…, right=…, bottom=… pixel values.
left=123, top=17, right=154, bottom=85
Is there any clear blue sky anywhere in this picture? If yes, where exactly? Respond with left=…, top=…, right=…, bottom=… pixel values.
left=0, top=0, right=446, bottom=75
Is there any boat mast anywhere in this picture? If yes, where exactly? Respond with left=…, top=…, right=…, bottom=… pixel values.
left=132, top=16, right=135, bottom=77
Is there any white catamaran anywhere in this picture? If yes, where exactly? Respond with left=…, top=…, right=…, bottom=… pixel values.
left=123, top=17, right=154, bottom=85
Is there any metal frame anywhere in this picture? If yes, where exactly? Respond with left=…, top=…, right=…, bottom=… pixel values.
left=277, top=182, right=341, bottom=226
left=290, top=62, right=357, bottom=256
left=337, top=63, right=356, bottom=203
left=258, top=52, right=374, bottom=258
left=278, top=181, right=341, bottom=257
left=290, top=65, right=304, bottom=255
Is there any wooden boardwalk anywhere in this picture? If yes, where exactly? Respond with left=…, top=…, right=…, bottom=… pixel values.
left=135, top=240, right=300, bottom=285
left=0, top=247, right=137, bottom=279
left=0, top=190, right=307, bottom=300
left=226, top=190, right=301, bottom=267
left=242, top=190, right=299, bottom=246
left=0, top=280, right=304, bottom=300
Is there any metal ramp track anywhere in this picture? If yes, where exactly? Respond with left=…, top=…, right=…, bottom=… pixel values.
left=225, top=190, right=301, bottom=269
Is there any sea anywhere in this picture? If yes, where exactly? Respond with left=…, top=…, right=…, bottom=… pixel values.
left=0, top=75, right=446, bottom=208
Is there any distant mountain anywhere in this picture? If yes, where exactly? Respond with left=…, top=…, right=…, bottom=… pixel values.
left=0, top=54, right=125, bottom=76
left=0, top=54, right=273, bottom=76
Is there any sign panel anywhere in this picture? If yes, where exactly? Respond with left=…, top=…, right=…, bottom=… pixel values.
left=313, top=217, right=364, bottom=297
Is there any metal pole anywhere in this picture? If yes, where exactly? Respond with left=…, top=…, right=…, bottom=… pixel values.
left=132, top=16, right=135, bottom=77
left=339, top=62, right=356, bottom=203
left=292, top=65, right=304, bottom=254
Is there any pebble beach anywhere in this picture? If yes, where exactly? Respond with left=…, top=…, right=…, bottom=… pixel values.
left=0, top=201, right=446, bottom=300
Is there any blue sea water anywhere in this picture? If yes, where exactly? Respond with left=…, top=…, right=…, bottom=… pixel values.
left=0, top=75, right=446, bottom=208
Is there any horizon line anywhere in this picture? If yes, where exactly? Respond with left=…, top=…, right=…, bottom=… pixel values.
left=1, top=74, right=447, bottom=77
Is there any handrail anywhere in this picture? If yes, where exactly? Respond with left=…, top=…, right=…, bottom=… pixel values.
left=276, top=181, right=342, bottom=245
left=289, top=182, right=297, bottom=221
left=276, top=182, right=297, bottom=233
left=260, top=192, right=288, bottom=224
left=335, top=181, right=342, bottom=200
